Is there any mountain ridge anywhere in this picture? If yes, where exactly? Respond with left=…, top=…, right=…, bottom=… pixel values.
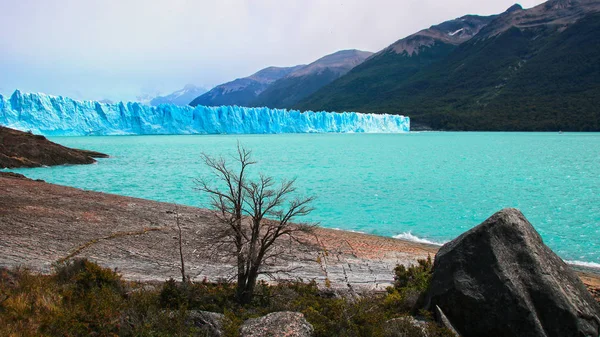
left=189, top=65, right=304, bottom=107
left=250, top=49, right=372, bottom=109
left=293, top=13, right=499, bottom=115
left=297, top=0, right=600, bottom=131
left=384, top=14, right=497, bottom=56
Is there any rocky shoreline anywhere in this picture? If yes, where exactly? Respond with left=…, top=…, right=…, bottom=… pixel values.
left=1, top=171, right=599, bottom=300
left=0, top=126, right=108, bottom=168
left=2, top=171, right=600, bottom=336
left=0, top=172, right=438, bottom=291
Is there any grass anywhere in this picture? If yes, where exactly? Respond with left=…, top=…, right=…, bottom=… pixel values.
left=0, top=258, right=452, bottom=336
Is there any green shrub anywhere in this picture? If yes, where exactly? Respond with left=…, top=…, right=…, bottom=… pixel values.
left=222, top=309, right=245, bottom=337
left=187, top=280, right=238, bottom=313
left=54, top=258, right=122, bottom=294
left=159, top=278, right=189, bottom=309
left=393, top=256, right=433, bottom=293
left=389, top=256, right=434, bottom=315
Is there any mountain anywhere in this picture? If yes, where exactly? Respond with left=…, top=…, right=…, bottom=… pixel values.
left=298, top=0, right=600, bottom=131
left=251, top=50, right=373, bottom=108
left=135, top=90, right=161, bottom=105
left=0, top=90, right=409, bottom=136
left=189, top=66, right=304, bottom=107
left=475, top=0, right=600, bottom=38
left=294, top=14, right=497, bottom=115
left=150, top=84, right=207, bottom=106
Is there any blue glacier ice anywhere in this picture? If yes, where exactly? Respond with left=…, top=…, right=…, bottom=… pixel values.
left=0, top=90, right=410, bottom=136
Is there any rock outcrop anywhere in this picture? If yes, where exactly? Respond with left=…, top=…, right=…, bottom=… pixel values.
left=426, top=208, right=600, bottom=337
left=0, top=126, right=108, bottom=168
left=240, top=311, right=314, bottom=337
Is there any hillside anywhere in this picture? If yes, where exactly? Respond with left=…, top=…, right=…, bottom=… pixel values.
left=298, top=0, right=600, bottom=131
left=294, top=14, right=497, bottom=117
left=251, top=50, right=372, bottom=108
left=189, top=65, right=304, bottom=107
left=149, top=84, right=207, bottom=106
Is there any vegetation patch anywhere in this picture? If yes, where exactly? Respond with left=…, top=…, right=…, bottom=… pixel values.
left=0, top=259, right=453, bottom=336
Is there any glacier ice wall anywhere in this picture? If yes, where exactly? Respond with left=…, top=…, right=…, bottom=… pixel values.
left=0, top=90, right=410, bottom=136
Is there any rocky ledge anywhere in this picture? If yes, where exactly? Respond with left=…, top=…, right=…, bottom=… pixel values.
left=0, top=126, right=108, bottom=168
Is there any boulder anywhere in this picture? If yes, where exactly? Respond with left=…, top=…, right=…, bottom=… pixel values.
left=240, top=311, right=314, bottom=337
left=426, top=208, right=600, bottom=337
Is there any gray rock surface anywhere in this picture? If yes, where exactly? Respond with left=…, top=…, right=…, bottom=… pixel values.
left=187, top=310, right=226, bottom=337
left=426, top=208, right=600, bottom=337
left=240, top=311, right=314, bottom=337
left=0, top=174, right=438, bottom=291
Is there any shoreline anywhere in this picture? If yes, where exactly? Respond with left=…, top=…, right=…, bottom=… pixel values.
left=0, top=172, right=434, bottom=290
left=0, top=171, right=598, bottom=296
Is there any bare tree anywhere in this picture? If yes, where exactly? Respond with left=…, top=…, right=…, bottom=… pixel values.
left=196, top=144, right=315, bottom=304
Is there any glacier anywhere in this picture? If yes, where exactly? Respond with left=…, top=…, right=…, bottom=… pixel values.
left=0, top=90, right=410, bottom=136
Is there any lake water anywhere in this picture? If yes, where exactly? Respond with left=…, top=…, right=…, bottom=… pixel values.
left=6, top=132, right=600, bottom=267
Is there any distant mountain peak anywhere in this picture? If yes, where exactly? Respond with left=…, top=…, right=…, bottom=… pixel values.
left=506, top=4, right=524, bottom=13
left=189, top=65, right=304, bottom=107
left=476, top=0, right=600, bottom=39
left=249, top=49, right=373, bottom=109
left=149, top=84, right=207, bottom=106
left=182, top=83, right=199, bottom=90
left=545, top=0, right=580, bottom=10
left=248, top=65, right=306, bottom=83
left=287, top=49, right=373, bottom=78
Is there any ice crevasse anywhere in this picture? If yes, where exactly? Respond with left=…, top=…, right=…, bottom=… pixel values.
left=0, top=90, right=410, bottom=136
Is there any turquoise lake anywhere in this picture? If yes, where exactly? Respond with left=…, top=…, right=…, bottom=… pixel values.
left=6, top=132, right=600, bottom=267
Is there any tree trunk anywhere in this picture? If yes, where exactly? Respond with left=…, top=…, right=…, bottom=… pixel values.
left=236, top=251, right=248, bottom=303
left=237, top=266, right=260, bottom=305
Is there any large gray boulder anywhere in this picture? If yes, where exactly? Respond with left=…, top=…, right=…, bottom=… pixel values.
left=426, top=208, right=600, bottom=337
left=240, top=311, right=314, bottom=337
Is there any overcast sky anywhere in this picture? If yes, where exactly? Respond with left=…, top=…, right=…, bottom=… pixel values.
left=0, top=0, right=546, bottom=101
